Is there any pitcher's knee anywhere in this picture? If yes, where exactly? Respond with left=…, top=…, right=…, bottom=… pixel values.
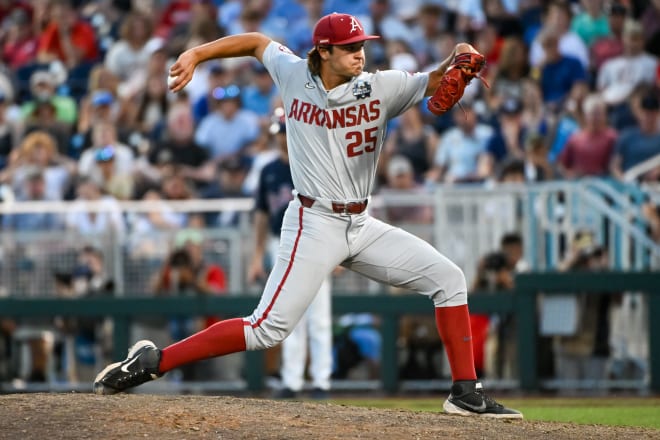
left=244, top=321, right=290, bottom=350
left=431, top=262, right=468, bottom=307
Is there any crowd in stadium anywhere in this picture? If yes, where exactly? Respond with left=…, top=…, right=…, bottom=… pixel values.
left=0, top=0, right=659, bottom=234
left=0, top=0, right=658, bottom=387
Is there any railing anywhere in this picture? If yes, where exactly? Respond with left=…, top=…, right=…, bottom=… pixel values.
left=1, top=272, right=658, bottom=393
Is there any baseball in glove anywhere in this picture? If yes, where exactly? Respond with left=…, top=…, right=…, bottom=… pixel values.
left=427, top=45, right=489, bottom=116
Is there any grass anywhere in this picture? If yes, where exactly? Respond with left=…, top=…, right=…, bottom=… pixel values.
left=329, top=397, right=660, bottom=429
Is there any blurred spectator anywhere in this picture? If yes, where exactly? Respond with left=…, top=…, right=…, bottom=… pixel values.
left=21, top=70, right=77, bottom=126
left=2, top=167, right=63, bottom=231
left=23, top=98, right=72, bottom=154
left=376, top=155, right=433, bottom=224
left=78, top=121, right=135, bottom=187
left=125, top=72, right=170, bottom=142
left=0, top=90, right=23, bottom=169
left=570, top=0, right=610, bottom=47
left=203, top=155, right=251, bottom=227
left=287, top=0, right=324, bottom=56
left=191, top=63, right=233, bottom=124
left=1, top=130, right=74, bottom=200
left=641, top=0, right=660, bottom=56
left=148, top=102, right=213, bottom=188
left=590, top=3, right=627, bottom=72
left=429, top=101, right=494, bottom=183
left=485, top=97, right=527, bottom=168
left=54, top=245, right=114, bottom=382
left=36, top=0, right=99, bottom=69
left=74, top=89, right=129, bottom=154
left=381, top=105, right=437, bottom=183
left=65, top=177, right=125, bottom=238
left=537, top=28, right=588, bottom=108
left=471, top=250, right=514, bottom=378
left=548, top=81, right=590, bottom=162
left=596, top=20, right=658, bottom=123
left=332, top=313, right=381, bottom=380
left=610, top=90, right=660, bottom=181
left=551, top=230, right=611, bottom=384
left=150, top=228, right=228, bottom=380
left=485, top=36, right=530, bottom=111
left=161, top=172, right=196, bottom=202
left=521, top=133, right=556, bottom=182
left=357, top=0, right=412, bottom=68
left=500, top=231, right=528, bottom=272
left=558, top=93, right=617, bottom=178
left=1, top=7, right=38, bottom=70
left=529, top=1, right=589, bottom=70
left=127, top=188, right=186, bottom=258
left=104, top=12, right=156, bottom=83
left=241, top=63, right=277, bottom=119
left=194, top=84, right=260, bottom=163
left=519, top=78, right=550, bottom=137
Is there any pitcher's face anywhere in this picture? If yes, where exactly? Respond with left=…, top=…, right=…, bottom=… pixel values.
left=323, top=43, right=366, bottom=78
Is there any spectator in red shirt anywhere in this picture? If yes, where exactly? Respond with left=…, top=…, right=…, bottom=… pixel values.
left=558, top=93, right=617, bottom=178
left=590, top=3, right=626, bottom=73
left=1, top=8, right=38, bottom=69
left=36, top=0, right=98, bottom=69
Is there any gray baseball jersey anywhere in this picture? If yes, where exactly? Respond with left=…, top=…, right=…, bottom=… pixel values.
left=262, top=41, right=429, bottom=202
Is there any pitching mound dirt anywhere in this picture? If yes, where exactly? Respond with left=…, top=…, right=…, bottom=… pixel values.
left=1, top=393, right=657, bottom=439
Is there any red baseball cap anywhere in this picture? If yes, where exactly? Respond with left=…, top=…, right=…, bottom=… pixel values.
left=312, top=13, right=380, bottom=46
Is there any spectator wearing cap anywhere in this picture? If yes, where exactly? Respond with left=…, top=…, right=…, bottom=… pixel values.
left=194, top=84, right=260, bottom=163
left=377, top=154, right=433, bottom=225
left=529, top=1, right=589, bottom=70
left=597, top=20, right=658, bottom=124
left=571, top=0, right=611, bottom=47
left=1, top=7, right=38, bottom=70
left=73, top=90, right=133, bottom=155
left=21, top=70, right=77, bottom=126
left=590, top=3, right=627, bottom=72
left=610, top=90, right=660, bottom=181
left=191, top=63, right=233, bottom=124
left=36, top=0, right=99, bottom=69
left=558, top=93, right=617, bottom=178
left=78, top=122, right=135, bottom=188
left=428, top=100, right=495, bottom=183
left=241, top=63, right=278, bottom=118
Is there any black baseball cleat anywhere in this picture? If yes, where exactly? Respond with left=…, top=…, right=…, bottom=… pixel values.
left=93, top=340, right=163, bottom=395
left=443, top=380, right=523, bottom=419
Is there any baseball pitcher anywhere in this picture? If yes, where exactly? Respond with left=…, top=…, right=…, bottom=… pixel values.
left=94, top=12, right=521, bottom=419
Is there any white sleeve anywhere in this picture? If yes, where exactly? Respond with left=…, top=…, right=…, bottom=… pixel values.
left=375, top=70, right=429, bottom=119
left=261, top=41, right=304, bottom=91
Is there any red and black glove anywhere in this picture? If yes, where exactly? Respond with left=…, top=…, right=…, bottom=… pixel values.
left=427, top=50, right=488, bottom=116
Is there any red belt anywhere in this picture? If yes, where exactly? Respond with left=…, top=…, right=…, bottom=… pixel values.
left=298, top=194, right=368, bottom=214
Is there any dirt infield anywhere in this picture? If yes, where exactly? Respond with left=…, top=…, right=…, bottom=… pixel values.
left=1, top=393, right=658, bottom=440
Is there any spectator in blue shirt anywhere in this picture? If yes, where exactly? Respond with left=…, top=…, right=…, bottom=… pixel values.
left=241, top=63, right=277, bottom=119
left=538, top=29, right=588, bottom=109
left=194, top=84, right=260, bottom=163
left=2, top=168, right=63, bottom=231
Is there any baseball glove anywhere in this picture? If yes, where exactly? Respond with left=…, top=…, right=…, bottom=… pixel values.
left=427, top=49, right=488, bottom=116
